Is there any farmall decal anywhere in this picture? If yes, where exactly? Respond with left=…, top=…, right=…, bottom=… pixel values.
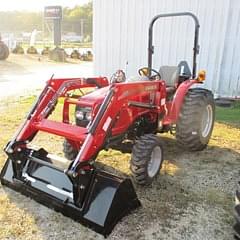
left=118, top=85, right=157, bottom=100
left=144, top=85, right=157, bottom=91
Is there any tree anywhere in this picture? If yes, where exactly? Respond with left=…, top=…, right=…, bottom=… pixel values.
left=63, top=2, right=93, bottom=40
left=0, top=2, right=93, bottom=41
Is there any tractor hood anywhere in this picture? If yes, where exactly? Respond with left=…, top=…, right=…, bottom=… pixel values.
left=79, top=86, right=110, bottom=106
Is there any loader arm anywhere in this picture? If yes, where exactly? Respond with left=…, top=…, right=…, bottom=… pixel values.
left=5, top=76, right=108, bottom=153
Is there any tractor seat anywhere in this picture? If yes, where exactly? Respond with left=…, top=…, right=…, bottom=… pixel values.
left=159, top=65, right=179, bottom=96
left=159, top=66, right=179, bottom=87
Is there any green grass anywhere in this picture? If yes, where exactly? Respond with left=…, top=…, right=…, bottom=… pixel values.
left=215, top=101, right=240, bottom=127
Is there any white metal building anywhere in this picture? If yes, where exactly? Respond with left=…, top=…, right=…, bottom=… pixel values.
left=93, top=0, right=240, bottom=97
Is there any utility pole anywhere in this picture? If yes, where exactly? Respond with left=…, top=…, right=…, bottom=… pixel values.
left=80, top=19, right=84, bottom=40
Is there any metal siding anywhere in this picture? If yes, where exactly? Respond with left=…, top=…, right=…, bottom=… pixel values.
left=93, top=0, right=239, bottom=97
left=219, top=0, right=240, bottom=97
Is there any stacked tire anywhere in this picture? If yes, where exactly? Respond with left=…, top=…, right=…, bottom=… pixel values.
left=12, top=45, right=24, bottom=54
left=0, top=42, right=9, bottom=60
left=27, top=46, right=38, bottom=54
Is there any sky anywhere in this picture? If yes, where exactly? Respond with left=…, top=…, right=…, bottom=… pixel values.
left=1, top=0, right=91, bottom=11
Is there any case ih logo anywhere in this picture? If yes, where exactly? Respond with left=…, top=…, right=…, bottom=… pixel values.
left=44, top=6, right=62, bottom=20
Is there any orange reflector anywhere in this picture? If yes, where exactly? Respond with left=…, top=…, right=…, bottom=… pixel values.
left=197, top=70, right=206, bottom=82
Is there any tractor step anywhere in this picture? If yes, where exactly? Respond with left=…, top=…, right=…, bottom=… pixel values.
left=0, top=149, right=141, bottom=236
left=33, top=119, right=87, bottom=142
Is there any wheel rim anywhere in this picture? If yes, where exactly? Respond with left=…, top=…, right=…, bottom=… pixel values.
left=147, top=146, right=162, bottom=178
left=201, top=104, right=213, bottom=138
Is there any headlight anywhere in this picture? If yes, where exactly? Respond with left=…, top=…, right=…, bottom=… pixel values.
left=75, top=106, right=92, bottom=127
left=85, top=111, right=92, bottom=121
left=76, top=111, right=84, bottom=120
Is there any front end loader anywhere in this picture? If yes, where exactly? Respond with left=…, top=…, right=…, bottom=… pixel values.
left=0, top=12, right=215, bottom=236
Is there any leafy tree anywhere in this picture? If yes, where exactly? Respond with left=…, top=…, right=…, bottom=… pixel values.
left=63, top=2, right=93, bottom=40
left=0, top=1, right=93, bottom=41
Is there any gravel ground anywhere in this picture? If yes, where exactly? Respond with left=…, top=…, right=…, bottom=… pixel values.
left=0, top=54, right=93, bottom=99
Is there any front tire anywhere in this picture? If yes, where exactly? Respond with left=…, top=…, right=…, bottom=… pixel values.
left=176, top=88, right=215, bottom=151
left=130, top=134, right=164, bottom=185
left=63, top=139, right=78, bottom=160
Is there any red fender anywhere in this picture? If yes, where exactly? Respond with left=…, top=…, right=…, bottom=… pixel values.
left=163, top=80, right=199, bottom=125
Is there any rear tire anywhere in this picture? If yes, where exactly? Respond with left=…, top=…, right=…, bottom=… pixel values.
left=176, top=88, right=215, bottom=151
left=130, top=134, right=163, bottom=185
left=63, top=139, right=78, bottom=160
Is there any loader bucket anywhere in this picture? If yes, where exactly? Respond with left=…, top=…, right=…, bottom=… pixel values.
left=0, top=150, right=141, bottom=237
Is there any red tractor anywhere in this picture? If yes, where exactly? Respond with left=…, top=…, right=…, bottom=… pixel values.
left=0, top=12, right=215, bottom=236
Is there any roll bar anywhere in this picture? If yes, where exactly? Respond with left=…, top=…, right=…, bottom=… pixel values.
left=148, top=12, right=200, bottom=79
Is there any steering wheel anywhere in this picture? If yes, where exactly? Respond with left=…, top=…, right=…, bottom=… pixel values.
left=138, top=67, right=161, bottom=80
